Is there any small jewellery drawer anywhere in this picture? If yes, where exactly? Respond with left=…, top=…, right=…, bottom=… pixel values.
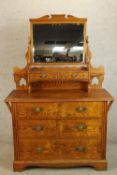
left=16, top=103, right=58, bottom=118
left=58, top=119, right=102, bottom=138
left=28, top=71, right=89, bottom=82
left=17, top=120, right=57, bottom=139
left=60, top=102, right=104, bottom=118
left=18, top=139, right=102, bottom=161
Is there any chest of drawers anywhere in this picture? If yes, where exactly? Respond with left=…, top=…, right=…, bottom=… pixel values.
left=5, top=89, right=114, bottom=171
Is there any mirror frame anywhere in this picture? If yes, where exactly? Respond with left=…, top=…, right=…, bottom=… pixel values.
left=27, top=15, right=87, bottom=65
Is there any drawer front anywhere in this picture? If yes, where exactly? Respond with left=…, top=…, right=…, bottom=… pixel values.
left=19, top=140, right=55, bottom=160
left=58, top=119, right=102, bottom=138
left=17, top=103, right=58, bottom=119
left=29, top=71, right=89, bottom=82
left=17, top=119, right=102, bottom=139
left=18, top=139, right=102, bottom=161
left=60, top=102, right=104, bottom=118
left=56, top=139, right=102, bottom=160
left=16, top=102, right=104, bottom=119
left=17, top=120, right=57, bottom=139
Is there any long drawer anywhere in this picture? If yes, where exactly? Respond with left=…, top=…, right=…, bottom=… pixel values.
left=16, top=102, right=104, bottom=119
left=17, top=119, right=102, bottom=139
left=18, top=139, right=102, bottom=161
left=28, top=71, right=89, bottom=82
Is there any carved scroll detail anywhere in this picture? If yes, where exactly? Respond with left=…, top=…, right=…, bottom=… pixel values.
left=85, top=46, right=105, bottom=90
left=14, top=66, right=28, bottom=90
left=88, top=65, right=104, bottom=90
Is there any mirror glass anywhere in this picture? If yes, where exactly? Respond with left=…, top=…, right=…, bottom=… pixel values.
left=32, top=24, right=84, bottom=63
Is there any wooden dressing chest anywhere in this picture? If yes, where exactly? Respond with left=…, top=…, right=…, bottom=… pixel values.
left=5, top=15, right=114, bottom=171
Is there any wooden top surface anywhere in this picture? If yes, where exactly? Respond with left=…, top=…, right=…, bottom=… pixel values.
left=5, top=89, right=114, bottom=102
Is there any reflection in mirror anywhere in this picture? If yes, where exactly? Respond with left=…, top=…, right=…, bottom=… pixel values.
left=33, top=24, right=84, bottom=63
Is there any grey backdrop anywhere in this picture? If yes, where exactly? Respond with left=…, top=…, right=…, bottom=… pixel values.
left=0, top=0, right=117, bottom=173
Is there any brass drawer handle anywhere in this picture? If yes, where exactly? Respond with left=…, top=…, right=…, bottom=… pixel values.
left=40, top=74, right=46, bottom=78
left=71, top=73, right=77, bottom=79
left=32, top=125, right=44, bottom=131
left=75, top=146, right=85, bottom=152
left=35, top=146, right=44, bottom=153
left=75, top=124, right=87, bottom=131
left=75, top=106, right=86, bottom=112
left=34, top=107, right=43, bottom=113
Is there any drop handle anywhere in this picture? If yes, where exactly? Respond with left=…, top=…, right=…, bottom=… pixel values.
left=40, top=74, right=46, bottom=78
left=71, top=74, right=77, bottom=79
left=32, top=125, right=44, bottom=131
left=74, top=124, right=87, bottom=131
left=34, top=107, right=43, bottom=113
left=75, top=146, right=86, bottom=152
left=35, top=146, right=44, bottom=153
left=75, top=106, right=86, bottom=112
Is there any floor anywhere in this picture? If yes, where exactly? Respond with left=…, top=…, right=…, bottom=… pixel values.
left=0, top=142, right=117, bottom=175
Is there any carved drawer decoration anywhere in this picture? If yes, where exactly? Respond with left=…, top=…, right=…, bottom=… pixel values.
left=60, top=102, right=104, bottom=118
left=17, top=120, right=57, bottom=139
left=16, top=102, right=58, bottom=118
left=58, top=119, right=102, bottom=138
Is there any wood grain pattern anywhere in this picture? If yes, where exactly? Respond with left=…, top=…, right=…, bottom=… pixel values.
left=16, top=102, right=58, bottom=118
left=17, top=120, right=57, bottom=139
left=60, top=102, right=103, bottom=118
left=31, top=81, right=88, bottom=91
left=16, top=101, right=103, bottom=119
left=58, top=119, right=102, bottom=138
left=5, top=89, right=114, bottom=102
left=18, top=139, right=102, bottom=161
left=28, top=70, right=89, bottom=83
left=17, top=119, right=102, bottom=139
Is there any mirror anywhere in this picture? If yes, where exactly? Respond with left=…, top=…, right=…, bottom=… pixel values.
left=32, top=24, right=84, bottom=63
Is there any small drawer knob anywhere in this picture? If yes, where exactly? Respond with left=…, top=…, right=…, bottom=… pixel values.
left=32, top=125, right=43, bottom=131
left=35, top=146, right=44, bottom=153
left=75, top=146, right=85, bottom=152
left=75, top=106, right=86, bottom=112
left=75, top=124, right=87, bottom=131
left=34, top=107, right=43, bottom=113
